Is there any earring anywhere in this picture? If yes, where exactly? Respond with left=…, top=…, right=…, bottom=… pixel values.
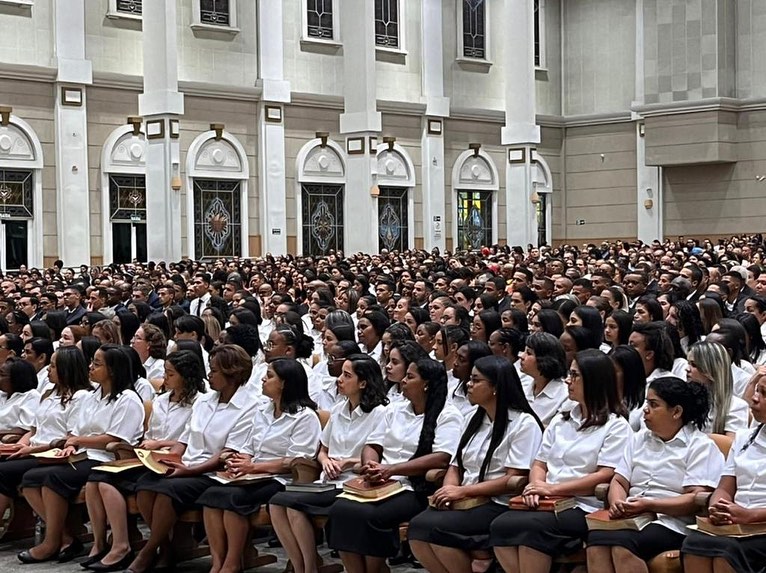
left=424, top=386, right=428, bottom=392
left=493, top=391, right=497, bottom=396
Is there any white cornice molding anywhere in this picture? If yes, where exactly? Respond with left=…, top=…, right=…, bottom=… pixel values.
left=633, top=97, right=766, bottom=117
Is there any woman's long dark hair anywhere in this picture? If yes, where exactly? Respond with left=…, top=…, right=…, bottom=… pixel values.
left=51, top=346, right=91, bottom=405
left=408, top=358, right=448, bottom=495
left=609, top=344, right=647, bottom=411
left=115, top=310, right=141, bottom=346
left=572, top=306, right=604, bottom=344
left=536, top=309, right=564, bottom=339
left=345, top=354, right=389, bottom=413
left=99, top=343, right=138, bottom=402
left=165, top=350, right=207, bottom=406
left=456, top=356, right=543, bottom=482
left=568, top=349, right=625, bottom=430
left=607, top=309, right=632, bottom=346
left=269, top=357, right=317, bottom=414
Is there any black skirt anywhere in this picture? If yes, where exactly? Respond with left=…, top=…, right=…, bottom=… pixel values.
left=196, top=479, right=284, bottom=516
left=489, top=507, right=588, bottom=557
left=134, top=473, right=216, bottom=513
left=407, top=503, right=509, bottom=551
left=268, top=488, right=341, bottom=517
left=0, top=458, right=42, bottom=498
left=327, top=490, right=425, bottom=558
left=682, top=530, right=766, bottom=573
left=88, top=466, right=148, bottom=494
left=588, top=523, right=686, bottom=561
left=21, top=460, right=101, bottom=501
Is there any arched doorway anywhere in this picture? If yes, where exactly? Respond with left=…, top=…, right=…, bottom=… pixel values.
left=376, top=143, right=415, bottom=252
left=451, top=149, right=499, bottom=251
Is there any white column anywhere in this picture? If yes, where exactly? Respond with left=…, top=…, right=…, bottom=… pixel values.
left=139, top=0, right=184, bottom=261
left=634, top=0, right=662, bottom=243
left=421, top=0, right=449, bottom=252
left=339, top=0, right=380, bottom=254
left=257, top=0, right=290, bottom=255
left=53, top=0, right=92, bottom=266
left=503, top=0, right=541, bottom=248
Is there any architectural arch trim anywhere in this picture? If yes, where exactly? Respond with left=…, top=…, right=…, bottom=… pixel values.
left=531, top=150, right=553, bottom=193
left=375, top=143, right=416, bottom=187
left=185, top=130, right=250, bottom=259
left=450, top=148, right=500, bottom=249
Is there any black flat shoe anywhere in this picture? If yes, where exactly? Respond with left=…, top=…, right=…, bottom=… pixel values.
left=88, top=551, right=135, bottom=572
left=17, top=549, right=60, bottom=564
left=58, top=538, right=85, bottom=563
left=82, top=550, right=110, bottom=569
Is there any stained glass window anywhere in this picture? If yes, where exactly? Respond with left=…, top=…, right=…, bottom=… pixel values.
left=456, top=190, right=493, bottom=251
left=374, top=0, right=399, bottom=48
left=116, top=0, right=142, bottom=15
left=200, top=0, right=230, bottom=26
left=307, top=0, right=334, bottom=39
left=109, top=175, right=146, bottom=222
left=301, top=184, right=344, bottom=256
left=0, top=169, right=33, bottom=219
left=3, top=220, right=27, bottom=270
left=462, top=0, right=486, bottom=59
left=534, top=0, right=542, bottom=67
left=193, top=179, right=242, bottom=259
left=378, top=187, right=408, bottom=252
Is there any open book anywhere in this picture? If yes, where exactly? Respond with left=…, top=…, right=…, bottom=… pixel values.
left=134, top=449, right=182, bottom=475
left=210, top=471, right=275, bottom=485
left=31, top=449, right=88, bottom=464
left=92, top=458, right=145, bottom=473
left=695, top=516, right=766, bottom=537
left=428, top=496, right=489, bottom=510
left=508, top=495, right=576, bottom=513
left=0, top=443, right=23, bottom=457
left=586, top=509, right=656, bottom=531
left=343, top=477, right=403, bottom=500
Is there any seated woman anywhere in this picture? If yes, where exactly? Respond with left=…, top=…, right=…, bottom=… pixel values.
left=83, top=350, right=206, bottom=570
left=125, top=344, right=258, bottom=573
left=198, top=357, right=322, bottom=573
left=384, top=340, right=428, bottom=404
left=687, top=341, right=749, bottom=436
left=327, top=358, right=463, bottom=573
left=408, top=355, right=544, bottom=573
left=519, top=332, right=569, bottom=426
left=490, top=349, right=631, bottom=573
left=0, top=347, right=91, bottom=537
left=587, top=377, right=724, bottom=573
left=269, top=354, right=389, bottom=573
left=18, top=344, right=145, bottom=563
left=449, top=340, right=492, bottom=417
left=0, top=357, right=41, bottom=439
left=681, top=373, right=766, bottom=573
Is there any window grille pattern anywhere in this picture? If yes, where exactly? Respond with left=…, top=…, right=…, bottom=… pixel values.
left=307, top=0, right=334, bottom=39
left=374, top=0, right=399, bottom=48
left=377, top=187, right=408, bottom=252
left=193, top=179, right=242, bottom=258
left=200, top=0, right=230, bottom=26
left=462, top=0, right=486, bottom=59
left=456, top=190, right=492, bottom=251
left=301, top=184, right=344, bottom=256
left=109, top=175, right=146, bottom=222
left=116, top=0, right=142, bottom=14
left=0, top=170, right=33, bottom=219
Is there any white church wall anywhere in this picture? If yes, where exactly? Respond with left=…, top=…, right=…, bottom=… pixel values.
left=0, top=0, right=54, bottom=70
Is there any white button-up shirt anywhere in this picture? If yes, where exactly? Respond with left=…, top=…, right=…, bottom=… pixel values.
left=30, top=389, right=90, bottom=448
left=367, top=400, right=463, bottom=487
left=232, top=402, right=321, bottom=462
left=143, top=357, right=165, bottom=383
left=524, top=378, right=569, bottom=427
left=146, top=391, right=197, bottom=442
left=447, top=373, right=476, bottom=418
left=725, top=426, right=766, bottom=508
left=320, top=400, right=387, bottom=484
left=0, top=389, right=40, bottom=432
left=537, top=405, right=631, bottom=512
left=179, top=385, right=256, bottom=467
left=616, top=426, right=723, bottom=534
left=73, top=388, right=145, bottom=462
left=36, top=366, right=51, bottom=393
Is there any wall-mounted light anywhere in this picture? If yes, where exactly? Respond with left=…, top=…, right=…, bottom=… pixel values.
left=0, top=106, right=12, bottom=127
left=469, top=142, right=481, bottom=156
left=370, top=185, right=380, bottom=197
left=644, top=199, right=653, bottom=209
left=210, top=123, right=225, bottom=141
left=127, top=116, right=142, bottom=136
left=530, top=191, right=541, bottom=205
left=316, top=131, right=329, bottom=148
left=171, top=162, right=182, bottom=191
left=383, top=136, right=396, bottom=151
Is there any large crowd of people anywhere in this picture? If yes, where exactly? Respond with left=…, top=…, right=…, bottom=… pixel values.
left=0, top=233, right=764, bottom=573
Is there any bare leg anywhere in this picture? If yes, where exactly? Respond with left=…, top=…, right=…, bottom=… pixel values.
left=586, top=546, right=615, bottom=573
left=364, top=555, right=387, bottom=573
left=682, top=555, right=714, bottom=573
left=84, top=482, right=109, bottom=557
left=271, top=506, right=305, bottom=573
left=136, top=490, right=157, bottom=528
left=493, top=546, right=520, bottom=573
left=517, top=545, right=552, bottom=573
left=339, top=551, right=366, bottom=573
left=712, top=557, right=737, bottom=573
left=21, top=487, right=45, bottom=522
left=220, top=510, right=249, bottom=573
left=611, top=547, right=648, bottom=573
left=203, top=507, right=226, bottom=573
left=99, top=482, right=133, bottom=564
left=288, top=508, right=322, bottom=573
left=28, top=487, right=69, bottom=559
left=410, top=541, right=450, bottom=573
left=127, top=494, right=177, bottom=573
left=432, top=545, right=473, bottom=573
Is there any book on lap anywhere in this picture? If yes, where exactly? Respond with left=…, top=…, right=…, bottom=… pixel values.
left=428, top=496, right=489, bottom=510
left=134, top=448, right=182, bottom=475
left=31, top=449, right=88, bottom=464
left=285, top=481, right=338, bottom=493
left=0, top=444, right=23, bottom=457
left=91, top=458, right=145, bottom=473
left=210, top=471, right=276, bottom=485
left=508, top=495, right=576, bottom=513
left=694, top=516, right=766, bottom=537
left=586, top=509, right=656, bottom=531
left=342, top=477, right=403, bottom=500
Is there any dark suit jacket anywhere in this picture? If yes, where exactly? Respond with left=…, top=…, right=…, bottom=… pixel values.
left=65, top=305, right=87, bottom=325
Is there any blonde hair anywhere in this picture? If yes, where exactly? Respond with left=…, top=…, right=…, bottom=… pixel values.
left=202, top=314, right=222, bottom=343
left=688, top=341, right=733, bottom=435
